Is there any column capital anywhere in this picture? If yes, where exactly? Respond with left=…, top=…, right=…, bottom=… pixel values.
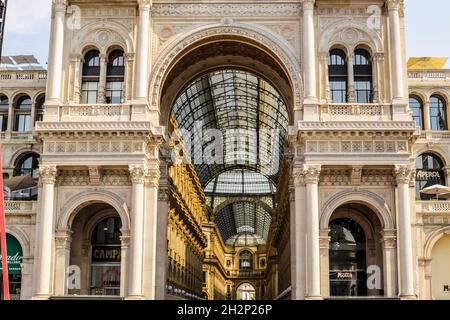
left=99, top=53, right=109, bottom=64
left=302, top=0, right=315, bottom=11
left=129, top=164, right=148, bottom=184
left=303, top=164, right=321, bottom=184
left=55, top=229, right=73, bottom=250
left=381, top=229, right=397, bottom=249
left=39, top=165, right=57, bottom=184
left=292, top=167, right=306, bottom=187
left=145, top=167, right=161, bottom=188
left=385, top=0, right=403, bottom=11
left=52, top=0, right=67, bottom=12
left=394, top=165, right=415, bottom=184
left=138, top=0, right=152, bottom=10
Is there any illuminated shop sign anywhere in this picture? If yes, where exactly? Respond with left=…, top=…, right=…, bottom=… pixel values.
left=416, top=170, right=442, bottom=180
left=91, top=246, right=121, bottom=263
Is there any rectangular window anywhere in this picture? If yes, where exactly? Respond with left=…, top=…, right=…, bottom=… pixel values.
left=355, top=80, right=373, bottom=103
left=90, top=264, right=120, bottom=296
left=105, top=81, right=124, bottom=104
left=330, top=80, right=347, bottom=103
left=81, top=81, right=99, bottom=104
left=15, top=114, right=31, bottom=132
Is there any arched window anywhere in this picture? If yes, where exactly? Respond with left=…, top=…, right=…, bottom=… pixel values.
left=409, top=96, right=424, bottom=130
left=106, top=49, right=125, bottom=104
left=0, top=95, right=8, bottom=131
left=329, top=218, right=367, bottom=297
left=328, top=49, right=348, bottom=103
left=239, top=251, right=253, bottom=271
left=35, top=94, right=45, bottom=123
left=353, top=49, right=373, bottom=103
left=81, top=50, right=101, bottom=104
left=14, top=96, right=32, bottom=132
left=430, top=95, right=448, bottom=131
left=90, top=216, right=122, bottom=296
left=8, top=153, right=40, bottom=201
left=416, top=153, right=446, bottom=200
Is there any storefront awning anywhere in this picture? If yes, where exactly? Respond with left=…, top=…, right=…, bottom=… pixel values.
left=0, top=234, right=23, bottom=275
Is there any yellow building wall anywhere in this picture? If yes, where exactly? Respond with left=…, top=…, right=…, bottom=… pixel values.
left=431, top=235, right=450, bottom=300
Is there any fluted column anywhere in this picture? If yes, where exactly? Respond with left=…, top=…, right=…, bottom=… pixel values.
left=127, top=164, right=147, bottom=299
left=98, top=54, right=108, bottom=104
left=46, top=0, right=67, bottom=106
left=347, top=53, right=356, bottom=103
left=120, top=230, right=130, bottom=297
left=304, top=164, right=321, bottom=299
left=54, top=229, right=73, bottom=296
left=135, top=0, right=151, bottom=101
left=291, top=168, right=306, bottom=300
left=395, top=165, right=416, bottom=299
left=302, top=0, right=317, bottom=101
left=381, top=229, right=398, bottom=297
left=34, top=165, right=57, bottom=299
left=387, top=0, right=406, bottom=101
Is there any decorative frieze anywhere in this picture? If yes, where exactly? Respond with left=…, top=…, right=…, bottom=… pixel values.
left=305, top=140, right=408, bottom=154
left=151, top=3, right=302, bottom=17
left=44, top=140, right=144, bottom=154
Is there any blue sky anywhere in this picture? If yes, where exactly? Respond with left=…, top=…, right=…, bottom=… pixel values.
left=2, top=0, right=450, bottom=67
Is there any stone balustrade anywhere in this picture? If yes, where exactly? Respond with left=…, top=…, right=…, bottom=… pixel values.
left=60, top=104, right=131, bottom=122
left=4, top=200, right=38, bottom=214
left=408, top=69, right=450, bottom=81
left=416, top=200, right=450, bottom=214
left=320, top=103, right=392, bottom=121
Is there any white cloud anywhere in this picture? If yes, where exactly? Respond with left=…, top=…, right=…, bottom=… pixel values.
left=5, top=0, right=51, bottom=35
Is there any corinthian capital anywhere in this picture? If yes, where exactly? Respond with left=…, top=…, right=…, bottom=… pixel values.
left=39, top=165, right=58, bottom=184
left=302, top=0, right=315, bottom=11
left=138, top=0, right=152, bottom=10
left=394, top=165, right=415, bottom=184
left=293, top=167, right=306, bottom=187
left=386, top=0, right=404, bottom=11
left=303, top=164, right=321, bottom=184
left=52, top=0, right=67, bottom=12
left=129, top=164, right=148, bottom=184
left=145, top=168, right=161, bottom=188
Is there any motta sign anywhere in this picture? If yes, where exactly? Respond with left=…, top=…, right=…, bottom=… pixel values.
left=416, top=170, right=442, bottom=180
left=337, top=272, right=353, bottom=279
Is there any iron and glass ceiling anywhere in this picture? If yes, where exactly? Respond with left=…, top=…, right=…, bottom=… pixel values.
left=171, top=69, right=288, bottom=246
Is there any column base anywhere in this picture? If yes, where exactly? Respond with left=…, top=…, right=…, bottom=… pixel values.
left=125, top=295, right=145, bottom=300
left=305, top=296, right=323, bottom=300
left=32, top=294, right=51, bottom=300
left=399, top=295, right=417, bottom=300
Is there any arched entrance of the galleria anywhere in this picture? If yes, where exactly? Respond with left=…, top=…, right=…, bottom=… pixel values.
left=157, top=33, right=297, bottom=300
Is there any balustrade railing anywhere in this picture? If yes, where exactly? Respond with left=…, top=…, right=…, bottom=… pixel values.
left=0, top=71, right=47, bottom=82
left=60, top=104, right=131, bottom=122
left=408, top=69, right=450, bottom=81
left=416, top=201, right=450, bottom=214
left=4, top=200, right=37, bottom=214
left=320, top=103, right=392, bottom=121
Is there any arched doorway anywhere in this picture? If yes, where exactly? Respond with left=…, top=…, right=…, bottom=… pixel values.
left=328, top=203, right=384, bottom=297
left=236, top=283, right=256, bottom=300
left=67, top=203, right=124, bottom=297
left=431, top=234, right=450, bottom=300
left=0, top=234, right=23, bottom=300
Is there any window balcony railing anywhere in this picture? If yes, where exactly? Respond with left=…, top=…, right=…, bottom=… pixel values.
left=320, top=103, right=392, bottom=121
left=4, top=200, right=38, bottom=215
left=60, top=104, right=131, bottom=122
left=408, top=69, right=450, bottom=82
left=0, top=70, right=47, bottom=82
left=227, top=270, right=265, bottom=278
left=417, top=130, right=450, bottom=141
left=416, top=200, right=450, bottom=215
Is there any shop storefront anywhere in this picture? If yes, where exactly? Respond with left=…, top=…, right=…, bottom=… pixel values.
left=416, top=153, right=446, bottom=200
left=0, top=234, right=23, bottom=300
left=90, top=217, right=122, bottom=296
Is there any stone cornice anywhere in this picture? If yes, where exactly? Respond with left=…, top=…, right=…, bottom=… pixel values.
left=296, top=121, right=417, bottom=132
left=36, top=121, right=165, bottom=136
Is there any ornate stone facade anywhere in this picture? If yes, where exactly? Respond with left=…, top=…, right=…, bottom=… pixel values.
left=1, top=0, right=450, bottom=300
